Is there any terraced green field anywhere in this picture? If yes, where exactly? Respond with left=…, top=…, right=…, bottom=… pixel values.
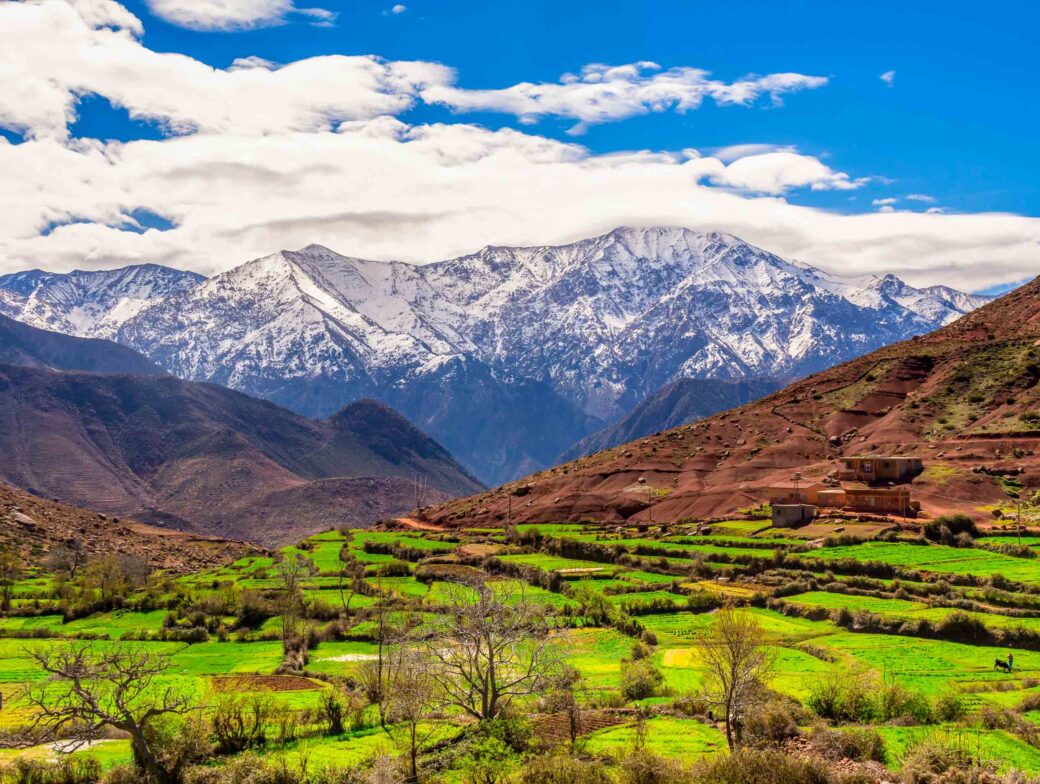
left=805, top=541, right=1040, bottom=583
left=6, top=517, right=1040, bottom=781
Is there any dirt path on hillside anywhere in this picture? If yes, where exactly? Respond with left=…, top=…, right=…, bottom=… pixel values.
left=394, top=516, right=445, bottom=531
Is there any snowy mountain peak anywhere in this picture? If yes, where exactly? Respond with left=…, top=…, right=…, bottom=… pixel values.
left=0, top=227, right=991, bottom=484
left=0, top=263, right=203, bottom=338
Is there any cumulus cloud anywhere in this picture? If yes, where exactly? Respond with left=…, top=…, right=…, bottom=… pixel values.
left=880, top=70, right=896, bottom=86
left=390, top=4, right=406, bottom=13
left=422, top=62, right=828, bottom=133
left=906, top=193, right=936, bottom=202
left=3, top=123, right=1038, bottom=291
left=0, top=1, right=1036, bottom=293
left=872, top=197, right=898, bottom=206
left=0, top=0, right=451, bottom=140
left=693, top=152, right=868, bottom=195
left=144, top=0, right=335, bottom=30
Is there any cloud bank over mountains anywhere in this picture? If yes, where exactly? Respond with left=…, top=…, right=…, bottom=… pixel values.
left=0, top=0, right=1036, bottom=291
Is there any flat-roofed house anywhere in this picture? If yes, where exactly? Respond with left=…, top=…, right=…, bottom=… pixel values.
left=838, top=456, right=923, bottom=484
left=843, top=484, right=916, bottom=516
left=767, top=481, right=826, bottom=506
left=772, top=504, right=816, bottom=528
left=816, top=488, right=847, bottom=508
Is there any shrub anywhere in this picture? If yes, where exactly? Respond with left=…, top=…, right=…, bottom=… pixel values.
left=741, top=696, right=806, bottom=746
left=899, top=734, right=997, bottom=784
left=876, top=681, right=933, bottom=724
left=618, top=750, right=689, bottom=784
left=935, top=612, right=989, bottom=645
left=210, top=694, right=272, bottom=754
left=515, top=752, right=612, bottom=784
left=808, top=727, right=887, bottom=763
left=923, top=515, right=979, bottom=545
left=806, top=671, right=876, bottom=723
left=690, top=748, right=833, bottom=784
left=620, top=659, right=665, bottom=700
left=3, top=758, right=101, bottom=784
left=934, top=691, right=967, bottom=722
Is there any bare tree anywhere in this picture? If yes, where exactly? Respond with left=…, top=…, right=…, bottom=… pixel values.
left=277, top=551, right=314, bottom=669
left=336, top=539, right=366, bottom=617
left=358, top=577, right=398, bottom=729
left=698, top=606, right=774, bottom=750
left=541, top=666, right=585, bottom=752
left=44, top=540, right=87, bottom=580
left=22, top=643, right=194, bottom=783
left=0, top=547, right=21, bottom=611
left=82, top=553, right=151, bottom=604
left=384, top=647, right=439, bottom=783
left=419, top=578, right=562, bottom=722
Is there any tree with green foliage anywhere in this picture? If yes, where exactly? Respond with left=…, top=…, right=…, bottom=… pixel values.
left=569, top=581, right=612, bottom=626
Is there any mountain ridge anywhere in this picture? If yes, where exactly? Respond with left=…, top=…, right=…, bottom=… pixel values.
left=420, top=274, right=1040, bottom=527
left=0, top=227, right=990, bottom=484
left=0, top=318, right=482, bottom=545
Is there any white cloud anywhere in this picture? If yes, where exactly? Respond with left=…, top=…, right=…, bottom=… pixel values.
left=880, top=70, right=896, bottom=86
left=145, top=0, right=334, bottom=30
left=906, top=193, right=936, bottom=202
left=711, top=143, right=795, bottom=163
left=693, top=152, right=868, bottom=195
left=422, top=62, right=828, bottom=132
left=0, top=1, right=1036, bottom=293
left=390, top=4, right=406, bottom=13
left=3, top=123, right=1037, bottom=292
left=872, top=197, right=898, bottom=206
left=0, top=0, right=451, bottom=140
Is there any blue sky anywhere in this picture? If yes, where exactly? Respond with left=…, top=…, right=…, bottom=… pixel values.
left=108, top=0, right=1040, bottom=218
left=0, top=0, right=1037, bottom=291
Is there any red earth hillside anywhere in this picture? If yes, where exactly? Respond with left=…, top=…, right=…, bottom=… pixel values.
left=420, top=276, right=1040, bottom=528
left=0, top=482, right=262, bottom=572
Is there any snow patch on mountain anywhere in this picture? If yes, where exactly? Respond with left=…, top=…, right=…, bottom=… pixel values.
left=0, top=227, right=990, bottom=483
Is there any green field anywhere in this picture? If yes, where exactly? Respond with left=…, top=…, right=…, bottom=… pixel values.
left=6, top=518, right=1040, bottom=781
left=805, top=541, right=1040, bottom=583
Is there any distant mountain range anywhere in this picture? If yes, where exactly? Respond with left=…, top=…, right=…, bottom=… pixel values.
left=0, top=315, right=480, bottom=545
left=0, top=226, right=990, bottom=484
left=421, top=275, right=1040, bottom=528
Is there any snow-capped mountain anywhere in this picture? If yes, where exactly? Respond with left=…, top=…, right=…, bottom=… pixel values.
left=0, top=227, right=990, bottom=484
left=0, top=264, right=204, bottom=339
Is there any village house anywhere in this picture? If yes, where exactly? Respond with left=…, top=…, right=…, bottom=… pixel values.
left=768, top=454, right=924, bottom=520
left=838, top=455, right=923, bottom=483
left=766, top=479, right=827, bottom=506
left=843, top=484, right=918, bottom=516
left=772, top=503, right=816, bottom=528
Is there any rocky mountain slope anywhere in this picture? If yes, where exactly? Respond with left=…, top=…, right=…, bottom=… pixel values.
left=0, top=364, right=481, bottom=545
left=560, top=377, right=780, bottom=462
left=420, top=276, right=1040, bottom=527
left=0, top=482, right=260, bottom=572
left=0, top=313, right=161, bottom=375
left=0, top=264, right=203, bottom=338
left=0, top=227, right=989, bottom=484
